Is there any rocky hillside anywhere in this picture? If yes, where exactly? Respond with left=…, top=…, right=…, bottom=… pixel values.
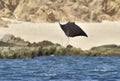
left=0, top=0, right=120, bottom=23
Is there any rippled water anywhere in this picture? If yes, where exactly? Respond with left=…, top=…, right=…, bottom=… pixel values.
left=0, top=56, right=120, bottom=81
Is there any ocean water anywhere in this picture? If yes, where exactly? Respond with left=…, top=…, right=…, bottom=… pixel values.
left=0, top=56, right=120, bottom=81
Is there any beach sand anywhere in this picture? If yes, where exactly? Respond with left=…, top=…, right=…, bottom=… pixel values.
left=0, top=19, right=120, bottom=50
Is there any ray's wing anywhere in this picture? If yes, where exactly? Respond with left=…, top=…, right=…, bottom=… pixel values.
left=68, top=22, right=88, bottom=37
left=59, top=23, right=70, bottom=37
left=59, top=22, right=88, bottom=37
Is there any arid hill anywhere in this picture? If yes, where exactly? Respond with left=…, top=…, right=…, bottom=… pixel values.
left=0, top=0, right=120, bottom=23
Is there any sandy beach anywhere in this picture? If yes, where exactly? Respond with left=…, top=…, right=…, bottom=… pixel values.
left=0, top=19, right=120, bottom=50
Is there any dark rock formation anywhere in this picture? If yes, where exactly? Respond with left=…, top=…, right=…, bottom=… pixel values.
left=89, top=44, right=120, bottom=56
left=0, top=34, right=120, bottom=59
left=29, top=40, right=54, bottom=47
left=0, top=47, right=41, bottom=59
left=0, top=34, right=87, bottom=58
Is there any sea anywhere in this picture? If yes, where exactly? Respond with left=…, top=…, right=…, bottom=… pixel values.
left=0, top=56, right=120, bottom=81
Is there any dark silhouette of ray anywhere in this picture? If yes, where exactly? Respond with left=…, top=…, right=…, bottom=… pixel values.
left=59, top=21, right=88, bottom=37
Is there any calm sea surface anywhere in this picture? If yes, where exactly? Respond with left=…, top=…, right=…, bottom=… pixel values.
left=0, top=56, right=120, bottom=81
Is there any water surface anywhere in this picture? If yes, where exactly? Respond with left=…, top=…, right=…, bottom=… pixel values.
left=0, top=56, right=120, bottom=81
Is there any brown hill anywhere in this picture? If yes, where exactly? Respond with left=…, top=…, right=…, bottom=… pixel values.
left=0, top=0, right=120, bottom=23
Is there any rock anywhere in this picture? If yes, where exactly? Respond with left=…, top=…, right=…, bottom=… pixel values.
left=1, top=34, right=30, bottom=46
left=4, top=0, right=20, bottom=12
left=0, top=0, right=20, bottom=18
left=0, top=41, right=14, bottom=46
left=0, top=18, right=8, bottom=27
left=0, top=34, right=120, bottom=58
left=89, top=44, right=120, bottom=56
left=0, top=34, right=87, bottom=58
left=102, top=0, right=120, bottom=16
left=13, top=0, right=41, bottom=21
left=0, top=47, right=41, bottom=59
left=29, top=40, right=54, bottom=47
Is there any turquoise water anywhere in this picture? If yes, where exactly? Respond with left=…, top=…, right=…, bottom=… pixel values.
left=0, top=56, right=120, bottom=81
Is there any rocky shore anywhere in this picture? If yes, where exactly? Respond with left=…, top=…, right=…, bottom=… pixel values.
left=0, top=0, right=120, bottom=58
left=0, top=34, right=120, bottom=59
